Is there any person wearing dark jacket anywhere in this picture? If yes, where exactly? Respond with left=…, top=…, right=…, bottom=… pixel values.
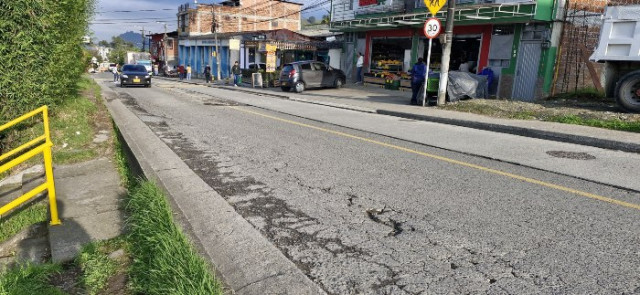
left=204, top=65, right=212, bottom=83
left=410, top=58, right=427, bottom=105
left=231, top=61, right=241, bottom=87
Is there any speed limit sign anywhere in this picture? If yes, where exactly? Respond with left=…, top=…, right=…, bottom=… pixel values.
left=423, top=18, right=442, bottom=39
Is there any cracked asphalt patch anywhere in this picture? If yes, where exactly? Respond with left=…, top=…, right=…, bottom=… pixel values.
left=113, top=81, right=640, bottom=295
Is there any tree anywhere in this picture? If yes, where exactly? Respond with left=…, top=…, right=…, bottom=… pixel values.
left=98, top=40, right=110, bottom=47
left=321, top=14, right=330, bottom=24
left=107, top=36, right=137, bottom=65
left=307, top=16, right=316, bottom=24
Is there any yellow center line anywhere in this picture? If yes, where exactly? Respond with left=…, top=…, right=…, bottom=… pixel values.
left=230, top=106, right=640, bottom=211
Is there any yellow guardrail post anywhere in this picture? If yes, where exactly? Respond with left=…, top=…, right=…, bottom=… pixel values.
left=42, top=106, right=61, bottom=225
left=0, top=105, right=61, bottom=225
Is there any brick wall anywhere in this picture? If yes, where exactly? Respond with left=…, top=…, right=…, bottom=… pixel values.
left=183, top=1, right=301, bottom=35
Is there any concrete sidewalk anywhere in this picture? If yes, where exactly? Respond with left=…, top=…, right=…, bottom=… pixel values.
left=157, top=76, right=640, bottom=153
left=48, top=158, right=126, bottom=263
left=0, top=158, right=125, bottom=266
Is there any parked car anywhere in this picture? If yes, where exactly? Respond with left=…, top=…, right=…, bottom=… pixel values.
left=120, top=64, right=151, bottom=88
left=279, top=61, right=346, bottom=93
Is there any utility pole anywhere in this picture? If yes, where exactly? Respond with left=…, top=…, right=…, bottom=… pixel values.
left=437, top=0, right=455, bottom=105
left=211, top=5, right=222, bottom=81
left=162, top=23, right=168, bottom=74
left=140, top=26, right=146, bottom=51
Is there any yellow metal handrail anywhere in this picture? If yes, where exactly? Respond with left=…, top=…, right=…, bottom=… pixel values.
left=0, top=106, right=61, bottom=225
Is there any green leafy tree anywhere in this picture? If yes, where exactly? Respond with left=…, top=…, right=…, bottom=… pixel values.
left=107, top=36, right=137, bottom=65
left=98, top=40, right=110, bottom=47
left=321, top=14, right=330, bottom=24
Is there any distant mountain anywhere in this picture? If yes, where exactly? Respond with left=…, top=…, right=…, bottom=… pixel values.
left=119, top=31, right=144, bottom=49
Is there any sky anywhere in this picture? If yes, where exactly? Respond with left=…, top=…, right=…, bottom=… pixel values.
left=90, top=0, right=329, bottom=42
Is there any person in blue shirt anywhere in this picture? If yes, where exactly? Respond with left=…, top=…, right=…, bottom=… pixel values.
left=410, top=58, right=427, bottom=105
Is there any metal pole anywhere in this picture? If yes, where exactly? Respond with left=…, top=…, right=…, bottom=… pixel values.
left=163, top=23, right=168, bottom=73
left=422, top=38, right=433, bottom=107
left=437, top=0, right=455, bottom=105
left=212, top=5, right=222, bottom=80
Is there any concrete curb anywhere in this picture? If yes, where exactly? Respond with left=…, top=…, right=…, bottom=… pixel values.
left=99, top=82, right=326, bottom=295
left=159, top=78, right=640, bottom=153
left=375, top=110, right=640, bottom=153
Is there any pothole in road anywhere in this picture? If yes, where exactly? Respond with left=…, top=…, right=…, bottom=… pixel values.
left=545, top=150, right=596, bottom=160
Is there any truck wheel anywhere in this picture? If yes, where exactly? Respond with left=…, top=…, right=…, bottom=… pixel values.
left=615, top=71, right=640, bottom=113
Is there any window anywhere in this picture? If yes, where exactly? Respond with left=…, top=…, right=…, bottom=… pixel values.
left=167, top=39, right=174, bottom=50
left=272, top=21, right=279, bottom=27
left=313, top=63, right=327, bottom=71
left=300, top=63, right=312, bottom=70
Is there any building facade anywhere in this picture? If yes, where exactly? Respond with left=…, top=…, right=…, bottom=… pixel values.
left=330, top=0, right=562, bottom=101
left=149, top=31, right=179, bottom=72
left=177, top=1, right=303, bottom=78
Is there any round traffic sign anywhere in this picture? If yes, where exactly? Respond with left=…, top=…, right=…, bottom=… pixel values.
left=424, top=18, right=442, bottom=39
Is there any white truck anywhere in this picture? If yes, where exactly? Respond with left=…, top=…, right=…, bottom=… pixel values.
left=590, top=5, right=640, bottom=112
left=126, top=52, right=153, bottom=74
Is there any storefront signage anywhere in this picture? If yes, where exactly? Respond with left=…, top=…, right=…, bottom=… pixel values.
left=266, top=44, right=277, bottom=73
left=359, top=0, right=385, bottom=7
left=424, top=0, right=446, bottom=16
left=423, top=18, right=442, bottom=39
left=229, top=39, right=240, bottom=50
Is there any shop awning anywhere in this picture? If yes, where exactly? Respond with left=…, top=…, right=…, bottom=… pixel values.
left=330, top=1, right=537, bottom=31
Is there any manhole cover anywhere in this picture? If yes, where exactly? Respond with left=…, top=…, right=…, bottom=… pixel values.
left=546, top=151, right=596, bottom=160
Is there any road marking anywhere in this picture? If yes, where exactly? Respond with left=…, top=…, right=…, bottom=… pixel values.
left=231, top=106, right=640, bottom=211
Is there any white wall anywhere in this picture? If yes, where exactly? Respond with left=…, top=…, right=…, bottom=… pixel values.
left=328, top=49, right=342, bottom=69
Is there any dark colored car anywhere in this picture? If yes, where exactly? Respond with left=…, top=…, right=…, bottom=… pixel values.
left=120, top=64, right=151, bottom=87
left=279, top=61, right=346, bottom=93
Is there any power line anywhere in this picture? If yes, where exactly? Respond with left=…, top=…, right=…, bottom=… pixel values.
left=94, top=8, right=176, bottom=14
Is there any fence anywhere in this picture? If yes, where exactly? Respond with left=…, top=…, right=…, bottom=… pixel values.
left=552, top=0, right=640, bottom=95
left=0, top=106, right=61, bottom=225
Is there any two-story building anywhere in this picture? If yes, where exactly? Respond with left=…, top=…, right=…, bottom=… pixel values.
left=149, top=31, right=179, bottom=72
left=177, top=1, right=303, bottom=78
left=330, top=0, right=564, bottom=100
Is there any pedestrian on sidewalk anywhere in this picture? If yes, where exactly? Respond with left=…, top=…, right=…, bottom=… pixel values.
left=178, top=65, right=185, bottom=80
left=186, top=65, right=192, bottom=80
left=231, top=61, right=241, bottom=87
left=204, top=65, right=212, bottom=83
left=112, top=63, right=119, bottom=82
left=410, top=58, right=427, bottom=105
left=355, top=52, right=363, bottom=84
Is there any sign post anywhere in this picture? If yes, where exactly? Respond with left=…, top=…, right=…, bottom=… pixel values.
left=422, top=18, right=441, bottom=107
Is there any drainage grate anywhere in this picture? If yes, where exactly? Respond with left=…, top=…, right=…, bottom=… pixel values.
left=546, top=151, right=596, bottom=160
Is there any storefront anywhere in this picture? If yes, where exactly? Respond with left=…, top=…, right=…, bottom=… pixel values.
left=360, top=25, right=493, bottom=91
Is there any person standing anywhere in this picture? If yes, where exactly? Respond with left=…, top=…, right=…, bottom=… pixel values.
left=186, top=64, right=192, bottom=80
left=355, top=52, right=364, bottom=84
left=178, top=65, right=184, bottom=80
left=410, top=58, right=427, bottom=105
left=231, top=61, right=241, bottom=87
left=112, top=63, right=119, bottom=82
left=153, top=63, right=159, bottom=76
left=204, top=65, right=212, bottom=83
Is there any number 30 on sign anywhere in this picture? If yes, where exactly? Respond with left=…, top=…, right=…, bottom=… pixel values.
left=423, top=18, right=442, bottom=39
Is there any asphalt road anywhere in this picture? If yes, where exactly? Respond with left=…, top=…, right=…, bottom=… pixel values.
left=101, top=74, right=639, bottom=294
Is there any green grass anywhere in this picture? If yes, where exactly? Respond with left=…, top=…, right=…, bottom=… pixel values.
left=0, top=263, right=64, bottom=295
left=548, top=115, right=640, bottom=133
left=77, top=238, right=127, bottom=295
left=113, top=127, right=223, bottom=294
left=550, top=87, right=606, bottom=101
left=126, top=181, right=223, bottom=295
left=0, top=204, right=48, bottom=243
